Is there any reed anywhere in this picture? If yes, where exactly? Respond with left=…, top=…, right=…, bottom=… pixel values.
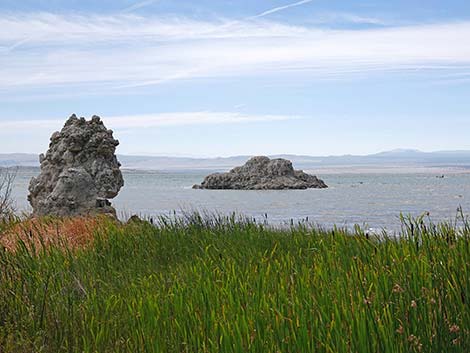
left=0, top=212, right=468, bottom=352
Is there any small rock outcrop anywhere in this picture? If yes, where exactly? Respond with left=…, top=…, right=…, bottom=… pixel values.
left=28, top=115, right=124, bottom=217
left=193, top=156, right=327, bottom=190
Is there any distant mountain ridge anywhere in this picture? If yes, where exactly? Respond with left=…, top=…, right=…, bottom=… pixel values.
left=2, top=150, right=470, bottom=171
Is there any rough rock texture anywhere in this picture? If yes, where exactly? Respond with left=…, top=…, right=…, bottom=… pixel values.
left=193, top=156, right=327, bottom=190
left=28, top=115, right=124, bottom=217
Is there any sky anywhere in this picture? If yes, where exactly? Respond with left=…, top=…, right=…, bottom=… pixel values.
left=0, top=0, right=470, bottom=157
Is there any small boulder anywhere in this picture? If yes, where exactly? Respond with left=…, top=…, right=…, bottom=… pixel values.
left=127, top=215, right=143, bottom=223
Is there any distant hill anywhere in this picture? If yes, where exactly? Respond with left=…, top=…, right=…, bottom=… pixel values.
left=2, top=150, right=470, bottom=171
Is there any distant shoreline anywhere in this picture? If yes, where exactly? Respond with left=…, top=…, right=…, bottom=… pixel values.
left=4, top=150, right=470, bottom=171
left=305, top=165, right=470, bottom=175
left=4, top=164, right=470, bottom=175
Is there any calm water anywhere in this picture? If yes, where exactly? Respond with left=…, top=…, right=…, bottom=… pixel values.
left=10, top=168, right=470, bottom=231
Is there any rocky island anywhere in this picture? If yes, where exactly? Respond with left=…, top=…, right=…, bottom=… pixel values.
left=193, top=156, right=327, bottom=190
left=28, top=115, right=124, bottom=217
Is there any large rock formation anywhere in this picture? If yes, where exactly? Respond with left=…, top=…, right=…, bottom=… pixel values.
left=28, top=115, right=124, bottom=217
left=193, top=156, right=327, bottom=190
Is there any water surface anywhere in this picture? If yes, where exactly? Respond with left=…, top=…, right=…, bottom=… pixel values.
left=10, top=168, right=470, bottom=231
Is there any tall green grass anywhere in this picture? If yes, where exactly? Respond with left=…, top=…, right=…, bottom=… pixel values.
left=0, top=213, right=469, bottom=352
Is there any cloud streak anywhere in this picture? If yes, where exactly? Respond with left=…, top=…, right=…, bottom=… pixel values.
left=0, top=13, right=470, bottom=92
left=307, top=12, right=388, bottom=26
left=0, top=112, right=298, bottom=133
left=121, top=0, right=158, bottom=13
left=251, top=0, right=314, bottom=19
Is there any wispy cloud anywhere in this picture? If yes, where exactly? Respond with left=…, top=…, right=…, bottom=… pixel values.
left=250, top=0, right=314, bottom=19
left=0, top=13, right=469, bottom=92
left=105, top=112, right=298, bottom=128
left=307, top=12, right=389, bottom=26
left=0, top=112, right=298, bottom=133
left=121, top=0, right=158, bottom=13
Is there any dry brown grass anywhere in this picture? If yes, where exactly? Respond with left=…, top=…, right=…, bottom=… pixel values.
left=0, top=215, right=116, bottom=252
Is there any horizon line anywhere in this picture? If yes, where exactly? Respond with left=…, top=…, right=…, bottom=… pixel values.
left=3, top=148, right=470, bottom=160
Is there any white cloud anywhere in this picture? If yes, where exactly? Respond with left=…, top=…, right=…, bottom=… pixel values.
left=0, top=13, right=307, bottom=46
left=106, top=112, right=298, bottom=127
left=0, top=112, right=298, bottom=133
left=0, top=13, right=470, bottom=91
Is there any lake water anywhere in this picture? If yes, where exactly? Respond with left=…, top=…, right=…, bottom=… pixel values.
left=9, top=168, right=470, bottom=232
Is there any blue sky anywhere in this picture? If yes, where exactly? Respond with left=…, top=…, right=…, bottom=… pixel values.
left=1, top=0, right=470, bottom=157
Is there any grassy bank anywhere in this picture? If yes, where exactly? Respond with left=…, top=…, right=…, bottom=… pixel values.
left=0, top=213, right=469, bottom=352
